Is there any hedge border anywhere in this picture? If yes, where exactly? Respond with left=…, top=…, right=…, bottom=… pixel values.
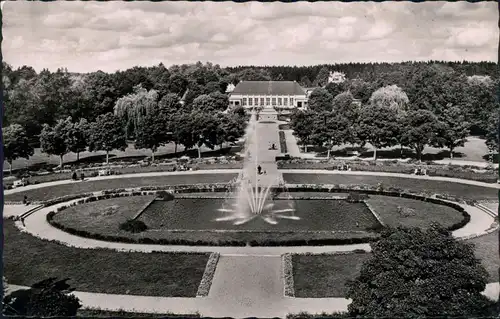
left=196, top=252, right=220, bottom=297
left=282, top=253, right=295, bottom=297
left=44, top=184, right=471, bottom=247
left=277, top=160, right=498, bottom=184
left=279, top=130, right=288, bottom=154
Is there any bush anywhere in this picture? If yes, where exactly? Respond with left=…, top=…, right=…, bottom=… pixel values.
left=346, top=192, right=368, bottom=203
left=279, top=130, right=287, bottom=153
left=156, top=191, right=175, bottom=201
left=119, top=220, right=148, bottom=233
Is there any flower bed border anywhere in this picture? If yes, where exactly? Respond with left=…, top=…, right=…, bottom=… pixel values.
left=282, top=253, right=295, bottom=297
left=277, top=159, right=498, bottom=184
left=44, top=183, right=471, bottom=247
left=196, top=252, right=220, bottom=297
left=279, top=130, right=288, bottom=154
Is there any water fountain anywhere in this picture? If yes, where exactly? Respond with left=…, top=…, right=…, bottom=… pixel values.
left=216, top=111, right=300, bottom=225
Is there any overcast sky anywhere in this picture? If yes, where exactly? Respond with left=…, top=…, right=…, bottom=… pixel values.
left=2, top=1, right=498, bottom=73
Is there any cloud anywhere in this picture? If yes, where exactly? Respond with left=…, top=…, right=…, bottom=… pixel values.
left=446, top=23, right=496, bottom=49
left=2, top=1, right=497, bottom=73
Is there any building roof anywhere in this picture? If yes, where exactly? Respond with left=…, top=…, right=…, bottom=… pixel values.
left=231, top=81, right=306, bottom=96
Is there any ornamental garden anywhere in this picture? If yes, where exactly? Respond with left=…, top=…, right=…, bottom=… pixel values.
left=2, top=61, right=499, bottom=318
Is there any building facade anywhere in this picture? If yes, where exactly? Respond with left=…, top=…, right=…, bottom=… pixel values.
left=229, top=81, right=308, bottom=110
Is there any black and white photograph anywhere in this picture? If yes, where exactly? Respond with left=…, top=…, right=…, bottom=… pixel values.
left=1, top=1, right=499, bottom=318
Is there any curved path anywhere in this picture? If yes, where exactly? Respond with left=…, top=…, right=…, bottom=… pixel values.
left=4, top=170, right=499, bottom=317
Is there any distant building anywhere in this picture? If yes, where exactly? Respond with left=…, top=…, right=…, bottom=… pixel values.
left=229, top=81, right=308, bottom=110
left=225, top=83, right=236, bottom=93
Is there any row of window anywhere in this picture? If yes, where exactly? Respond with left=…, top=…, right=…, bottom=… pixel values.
left=241, top=97, right=295, bottom=106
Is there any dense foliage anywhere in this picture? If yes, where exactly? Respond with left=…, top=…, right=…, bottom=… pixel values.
left=119, top=219, right=148, bottom=233
left=3, top=278, right=81, bottom=317
left=2, top=60, right=497, bottom=166
left=289, top=62, right=498, bottom=161
left=346, top=225, right=494, bottom=318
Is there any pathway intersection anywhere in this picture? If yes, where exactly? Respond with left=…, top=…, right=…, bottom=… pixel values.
left=4, top=116, right=499, bottom=317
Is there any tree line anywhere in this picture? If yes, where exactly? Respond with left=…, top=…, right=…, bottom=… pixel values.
left=2, top=60, right=498, bottom=169
left=290, top=64, right=498, bottom=160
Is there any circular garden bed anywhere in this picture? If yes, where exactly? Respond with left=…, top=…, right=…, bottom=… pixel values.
left=47, top=184, right=470, bottom=247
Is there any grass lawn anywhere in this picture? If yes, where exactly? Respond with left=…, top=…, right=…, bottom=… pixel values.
left=3, top=221, right=210, bottom=297
left=52, top=196, right=156, bottom=237
left=292, top=253, right=370, bottom=297
left=283, top=173, right=498, bottom=200
left=4, top=142, right=239, bottom=173
left=469, top=230, right=499, bottom=282
left=365, top=195, right=464, bottom=229
left=50, top=194, right=380, bottom=244
left=139, top=198, right=381, bottom=232
left=292, top=232, right=499, bottom=298
left=5, top=174, right=238, bottom=202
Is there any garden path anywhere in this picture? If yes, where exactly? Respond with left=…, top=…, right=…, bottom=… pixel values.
left=5, top=169, right=500, bottom=199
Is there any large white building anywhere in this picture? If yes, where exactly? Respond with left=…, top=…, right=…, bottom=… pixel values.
left=228, top=81, right=308, bottom=110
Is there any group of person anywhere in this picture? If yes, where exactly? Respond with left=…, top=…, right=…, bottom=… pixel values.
left=257, top=165, right=267, bottom=175
left=335, top=163, right=351, bottom=171
left=71, top=171, right=85, bottom=181
left=414, top=167, right=427, bottom=175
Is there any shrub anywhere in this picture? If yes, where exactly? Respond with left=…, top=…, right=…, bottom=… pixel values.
left=346, top=225, right=494, bottom=318
left=279, top=130, right=288, bottom=153
left=119, top=220, right=148, bottom=233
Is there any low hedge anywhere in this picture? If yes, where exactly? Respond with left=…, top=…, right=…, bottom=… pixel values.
left=279, top=131, right=287, bottom=153
left=44, top=184, right=470, bottom=247
left=196, top=252, right=220, bottom=297
left=282, top=254, right=295, bottom=297
left=277, top=159, right=498, bottom=183
left=119, top=219, right=148, bottom=233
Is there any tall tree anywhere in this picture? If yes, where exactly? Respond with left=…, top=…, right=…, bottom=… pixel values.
left=356, top=105, right=400, bottom=160
left=88, top=113, right=127, bottom=165
left=66, top=118, right=90, bottom=162
left=3, top=124, right=34, bottom=174
left=485, top=109, right=499, bottom=156
left=369, top=84, right=410, bottom=112
left=311, top=111, right=351, bottom=158
left=314, top=67, right=330, bottom=87
left=400, top=109, right=441, bottom=161
left=135, top=111, right=168, bottom=161
left=299, top=75, right=312, bottom=87
left=113, top=85, right=159, bottom=138
left=39, top=117, right=73, bottom=167
left=347, top=225, right=494, bottom=318
left=308, top=88, right=333, bottom=112
left=434, top=105, right=470, bottom=162
left=290, top=110, right=316, bottom=152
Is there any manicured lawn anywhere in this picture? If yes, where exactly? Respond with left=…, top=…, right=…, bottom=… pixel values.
left=139, top=198, right=381, bottom=232
left=4, top=141, right=239, bottom=172
left=292, top=253, right=370, bottom=297
left=469, top=230, right=499, bottom=282
left=50, top=194, right=381, bottom=244
left=366, top=195, right=464, bottom=229
left=52, top=196, right=156, bottom=237
left=5, top=174, right=238, bottom=202
left=292, top=233, right=499, bottom=298
left=283, top=173, right=498, bottom=200
left=3, top=221, right=210, bottom=297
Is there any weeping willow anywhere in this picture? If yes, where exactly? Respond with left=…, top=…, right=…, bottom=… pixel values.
left=114, top=86, right=159, bottom=139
